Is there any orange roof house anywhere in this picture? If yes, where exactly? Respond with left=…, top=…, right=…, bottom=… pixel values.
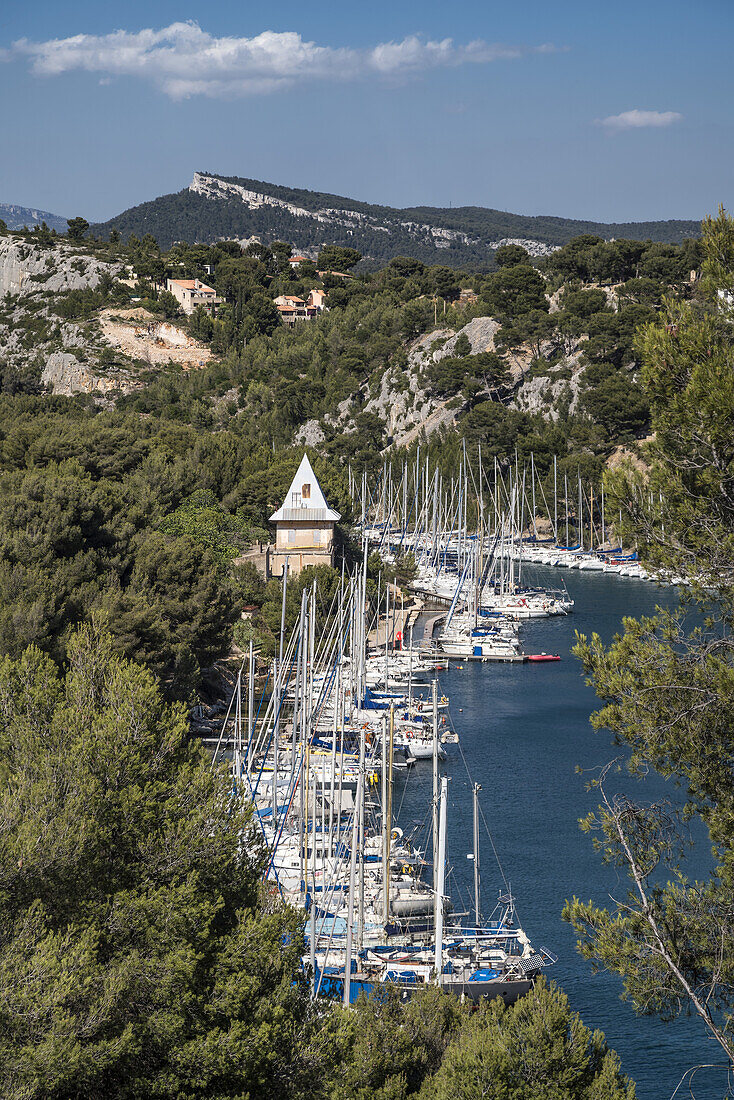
left=166, top=278, right=219, bottom=315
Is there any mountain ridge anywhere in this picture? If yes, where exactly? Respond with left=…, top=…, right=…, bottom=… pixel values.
left=90, top=172, right=701, bottom=264
left=1, top=202, right=68, bottom=233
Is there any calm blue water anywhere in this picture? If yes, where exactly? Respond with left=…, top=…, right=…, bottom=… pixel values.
left=397, top=567, right=727, bottom=1100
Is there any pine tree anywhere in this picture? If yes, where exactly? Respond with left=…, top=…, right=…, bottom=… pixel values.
left=566, top=208, right=734, bottom=1063
left=0, top=623, right=309, bottom=1098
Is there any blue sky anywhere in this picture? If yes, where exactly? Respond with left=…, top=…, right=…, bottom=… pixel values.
left=1, top=0, right=732, bottom=224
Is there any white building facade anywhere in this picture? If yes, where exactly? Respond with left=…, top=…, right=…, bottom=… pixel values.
left=166, top=278, right=220, bottom=315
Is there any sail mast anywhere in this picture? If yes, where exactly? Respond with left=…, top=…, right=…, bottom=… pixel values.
left=432, top=679, right=439, bottom=893
left=247, top=640, right=254, bottom=778
left=601, top=479, right=606, bottom=548
left=434, top=776, right=448, bottom=985
left=381, top=714, right=389, bottom=925
left=357, top=723, right=366, bottom=954
left=384, top=580, right=390, bottom=689
left=234, top=666, right=242, bottom=783
left=473, top=783, right=482, bottom=925
left=273, top=560, right=289, bottom=819
left=343, top=731, right=364, bottom=1006
left=386, top=704, right=395, bottom=923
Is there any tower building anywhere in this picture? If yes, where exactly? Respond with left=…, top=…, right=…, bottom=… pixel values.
left=269, top=454, right=341, bottom=577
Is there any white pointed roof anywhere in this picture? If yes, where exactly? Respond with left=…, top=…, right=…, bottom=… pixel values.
left=270, top=454, right=341, bottom=523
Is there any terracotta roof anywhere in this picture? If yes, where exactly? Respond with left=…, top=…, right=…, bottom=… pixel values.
left=170, top=279, right=215, bottom=293
left=274, top=295, right=306, bottom=308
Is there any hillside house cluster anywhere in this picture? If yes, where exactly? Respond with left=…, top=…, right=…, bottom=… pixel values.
left=166, top=278, right=221, bottom=315
left=274, top=288, right=326, bottom=326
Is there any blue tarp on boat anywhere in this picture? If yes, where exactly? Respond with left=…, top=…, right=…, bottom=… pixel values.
left=360, top=687, right=390, bottom=710
left=469, top=968, right=500, bottom=981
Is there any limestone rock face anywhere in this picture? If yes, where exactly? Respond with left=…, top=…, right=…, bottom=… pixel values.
left=0, top=236, right=139, bottom=398
left=294, top=419, right=326, bottom=446
left=41, top=353, right=137, bottom=397
left=349, top=316, right=499, bottom=447
left=0, top=236, right=118, bottom=297
left=451, top=316, right=502, bottom=353
left=361, top=364, right=426, bottom=442
left=406, top=316, right=501, bottom=372
left=510, top=352, right=585, bottom=420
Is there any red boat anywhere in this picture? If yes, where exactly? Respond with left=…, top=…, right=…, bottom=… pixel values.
left=527, top=653, right=561, bottom=662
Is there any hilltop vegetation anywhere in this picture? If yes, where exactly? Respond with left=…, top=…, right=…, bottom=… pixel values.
left=109, top=228, right=701, bottom=468
left=90, top=171, right=701, bottom=260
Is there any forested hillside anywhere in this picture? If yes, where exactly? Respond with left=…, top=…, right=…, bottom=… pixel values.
left=0, top=220, right=706, bottom=686
left=90, top=171, right=702, bottom=260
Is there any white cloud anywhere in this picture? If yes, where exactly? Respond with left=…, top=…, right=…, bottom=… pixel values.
left=598, top=108, right=683, bottom=131
left=12, top=21, right=560, bottom=98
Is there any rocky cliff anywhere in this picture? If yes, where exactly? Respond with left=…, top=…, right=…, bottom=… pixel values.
left=0, top=235, right=113, bottom=297
left=0, top=234, right=136, bottom=397
left=297, top=311, right=584, bottom=451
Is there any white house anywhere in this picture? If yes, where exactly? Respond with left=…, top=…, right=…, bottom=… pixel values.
left=166, top=278, right=220, bottom=315
left=269, top=454, right=341, bottom=577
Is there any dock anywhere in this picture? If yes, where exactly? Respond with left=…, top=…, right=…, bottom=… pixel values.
left=368, top=598, right=424, bottom=649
